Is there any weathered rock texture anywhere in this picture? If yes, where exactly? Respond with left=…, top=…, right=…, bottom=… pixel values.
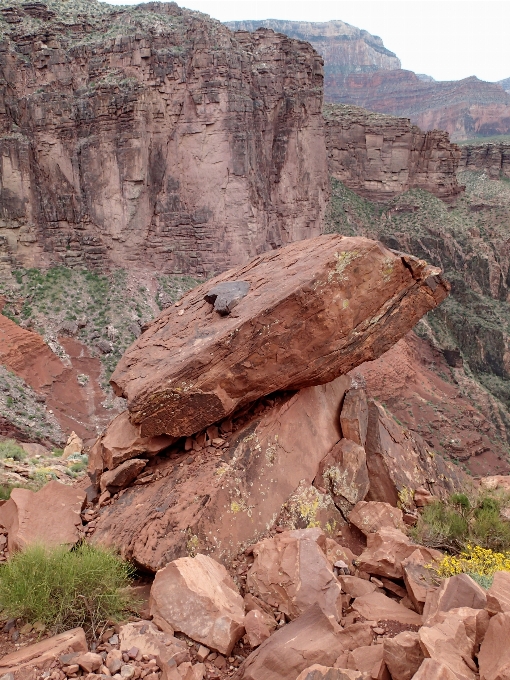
left=111, top=234, right=449, bottom=438
left=324, top=104, right=463, bottom=203
left=0, top=0, right=328, bottom=276
left=225, top=20, right=401, bottom=80
left=0, top=480, right=85, bottom=552
left=91, top=375, right=351, bottom=570
left=459, top=142, right=510, bottom=179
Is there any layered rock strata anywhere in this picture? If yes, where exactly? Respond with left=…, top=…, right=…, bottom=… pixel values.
left=324, top=104, right=463, bottom=202
left=459, top=142, right=510, bottom=179
left=225, top=19, right=401, bottom=78
left=327, top=70, right=510, bottom=141
left=0, top=0, right=328, bottom=275
left=110, top=234, right=449, bottom=438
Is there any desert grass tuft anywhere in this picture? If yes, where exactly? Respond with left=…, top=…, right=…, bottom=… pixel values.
left=0, top=543, right=135, bottom=637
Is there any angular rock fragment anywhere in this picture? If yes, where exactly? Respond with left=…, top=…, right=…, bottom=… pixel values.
left=411, top=659, right=459, bottom=680
left=0, top=480, right=85, bottom=552
left=237, top=605, right=364, bottom=680
left=100, top=458, right=147, bottom=493
left=348, top=501, right=405, bottom=536
left=111, top=235, right=449, bottom=438
left=89, top=410, right=175, bottom=475
left=297, top=667, right=364, bottom=680
left=315, top=439, right=369, bottom=513
left=364, top=400, right=467, bottom=505
left=357, top=527, right=441, bottom=579
left=92, top=376, right=350, bottom=570
left=402, top=550, right=436, bottom=614
left=351, top=591, right=422, bottom=626
left=149, top=554, right=245, bottom=655
left=478, top=612, right=510, bottom=680
left=246, top=528, right=343, bottom=621
left=345, top=645, right=384, bottom=674
left=340, top=387, right=369, bottom=446
left=383, top=631, right=423, bottom=680
left=486, top=570, right=510, bottom=614
left=204, top=281, right=250, bottom=316
left=423, top=574, right=487, bottom=626
left=419, top=613, right=477, bottom=680
left=0, top=628, right=87, bottom=676
left=118, top=622, right=187, bottom=664
left=244, top=610, right=272, bottom=648
left=433, top=607, right=489, bottom=651
left=338, top=575, right=377, bottom=598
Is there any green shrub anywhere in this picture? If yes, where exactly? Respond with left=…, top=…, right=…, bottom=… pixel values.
left=412, top=490, right=510, bottom=553
left=0, top=483, right=26, bottom=500
left=0, top=544, right=135, bottom=636
left=0, top=439, right=26, bottom=461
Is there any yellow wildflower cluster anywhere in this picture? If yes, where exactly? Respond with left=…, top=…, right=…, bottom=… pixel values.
left=437, top=544, right=510, bottom=578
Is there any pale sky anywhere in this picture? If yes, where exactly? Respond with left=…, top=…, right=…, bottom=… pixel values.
left=103, top=1, right=510, bottom=83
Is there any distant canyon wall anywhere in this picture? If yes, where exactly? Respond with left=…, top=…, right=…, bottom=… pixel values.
left=327, top=70, right=510, bottom=142
left=0, top=2, right=328, bottom=276
left=324, top=104, right=463, bottom=203
left=459, top=142, right=510, bottom=179
left=225, top=19, right=401, bottom=78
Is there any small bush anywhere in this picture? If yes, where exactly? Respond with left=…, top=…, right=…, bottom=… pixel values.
left=0, top=439, right=27, bottom=461
left=412, top=490, right=510, bottom=553
left=0, top=544, right=135, bottom=636
left=0, top=483, right=26, bottom=500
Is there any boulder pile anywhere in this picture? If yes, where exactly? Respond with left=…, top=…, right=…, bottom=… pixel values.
left=1, top=234, right=499, bottom=679
left=2, top=521, right=510, bottom=680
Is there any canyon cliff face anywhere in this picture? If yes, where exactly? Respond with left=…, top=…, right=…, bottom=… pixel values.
left=459, top=142, right=510, bottom=179
left=225, top=19, right=401, bottom=78
left=324, top=104, right=463, bottom=202
left=325, top=70, right=510, bottom=142
left=0, top=0, right=328, bottom=276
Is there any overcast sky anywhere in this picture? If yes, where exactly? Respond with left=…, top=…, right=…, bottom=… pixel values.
left=104, top=1, right=510, bottom=83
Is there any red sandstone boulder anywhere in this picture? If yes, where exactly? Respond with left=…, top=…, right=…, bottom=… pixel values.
left=383, top=631, right=424, bottom=680
left=486, top=571, right=510, bottom=614
left=351, top=591, right=422, bottom=626
left=314, top=439, right=370, bottom=513
left=402, top=550, right=437, bottom=614
left=433, top=607, right=489, bottom=651
left=246, top=528, right=343, bottom=621
left=89, top=410, right=175, bottom=475
left=357, top=527, right=441, bottom=579
left=348, top=501, right=405, bottom=536
left=0, top=628, right=87, bottom=676
left=423, top=574, right=487, bottom=626
left=338, top=575, right=377, bottom=598
left=345, top=645, right=385, bottom=675
left=0, top=480, right=85, bottom=552
left=236, top=604, right=344, bottom=680
left=297, top=668, right=363, bottom=680
left=92, top=376, right=351, bottom=570
left=412, top=659, right=459, bottom=680
left=478, top=612, right=510, bottom=680
left=418, top=612, right=477, bottom=680
left=364, top=400, right=467, bottom=505
left=149, top=554, right=245, bottom=655
left=340, top=387, right=369, bottom=446
left=118, top=621, right=189, bottom=664
left=244, top=610, right=272, bottom=648
left=99, top=458, right=147, bottom=493
left=111, top=235, right=448, bottom=438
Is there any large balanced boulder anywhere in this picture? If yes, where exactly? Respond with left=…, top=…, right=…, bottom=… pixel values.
left=111, top=234, right=448, bottom=438
left=0, top=480, right=85, bottom=552
left=246, top=528, right=343, bottom=620
left=92, top=376, right=351, bottom=570
left=149, top=554, right=245, bottom=655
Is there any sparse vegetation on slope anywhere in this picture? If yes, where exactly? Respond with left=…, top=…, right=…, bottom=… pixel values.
left=326, top=171, right=510, bottom=452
